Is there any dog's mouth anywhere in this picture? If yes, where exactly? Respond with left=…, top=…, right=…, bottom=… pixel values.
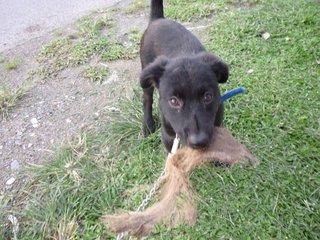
left=187, top=142, right=210, bottom=150
left=185, top=132, right=211, bottom=150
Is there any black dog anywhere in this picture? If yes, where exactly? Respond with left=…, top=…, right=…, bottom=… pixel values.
left=140, top=0, right=229, bottom=152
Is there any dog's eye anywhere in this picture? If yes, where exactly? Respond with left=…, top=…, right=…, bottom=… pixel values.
left=169, top=97, right=182, bottom=109
left=203, top=93, right=213, bottom=104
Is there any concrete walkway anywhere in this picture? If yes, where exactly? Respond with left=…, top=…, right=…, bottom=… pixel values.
left=0, top=0, right=122, bottom=52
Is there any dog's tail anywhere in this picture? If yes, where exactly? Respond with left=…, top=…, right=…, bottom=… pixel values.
left=150, top=0, right=164, bottom=21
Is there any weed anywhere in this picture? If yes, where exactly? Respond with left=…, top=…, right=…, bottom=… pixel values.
left=128, top=29, right=143, bottom=45
left=2, top=58, right=20, bottom=71
left=81, top=65, right=110, bottom=82
left=76, top=14, right=113, bottom=37
left=53, top=29, right=64, bottom=37
left=125, top=0, right=149, bottom=14
left=0, top=82, right=32, bottom=119
left=100, top=30, right=142, bottom=61
left=35, top=16, right=141, bottom=80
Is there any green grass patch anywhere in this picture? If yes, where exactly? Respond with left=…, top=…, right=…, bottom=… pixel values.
left=35, top=14, right=141, bottom=80
left=125, top=0, right=149, bottom=14
left=76, top=14, right=113, bottom=37
left=200, top=0, right=320, bottom=238
left=165, top=0, right=263, bottom=22
left=2, top=58, right=20, bottom=71
left=1, top=90, right=164, bottom=239
left=165, top=0, right=218, bottom=21
left=81, top=65, right=110, bottom=82
left=0, top=82, right=32, bottom=119
left=1, top=0, right=320, bottom=239
left=100, top=30, right=142, bottom=61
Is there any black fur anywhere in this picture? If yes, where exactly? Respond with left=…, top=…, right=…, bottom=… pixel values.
left=140, top=0, right=229, bottom=152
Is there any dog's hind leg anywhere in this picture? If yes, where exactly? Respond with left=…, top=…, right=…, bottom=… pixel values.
left=143, top=86, right=156, bottom=136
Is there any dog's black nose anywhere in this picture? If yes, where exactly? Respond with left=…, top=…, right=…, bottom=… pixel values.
left=188, top=132, right=209, bottom=149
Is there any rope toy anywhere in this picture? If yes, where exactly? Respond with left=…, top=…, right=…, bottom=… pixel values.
left=101, top=87, right=253, bottom=239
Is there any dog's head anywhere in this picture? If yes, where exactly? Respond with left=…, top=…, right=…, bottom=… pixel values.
left=140, top=52, right=228, bottom=149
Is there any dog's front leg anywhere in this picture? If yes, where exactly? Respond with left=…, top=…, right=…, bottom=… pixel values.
left=142, top=86, right=156, bottom=135
left=160, top=115, right=176, bottom=152
left=161, top=127, right=174, bottom=152
left=214, top=103, right=224, bottom=127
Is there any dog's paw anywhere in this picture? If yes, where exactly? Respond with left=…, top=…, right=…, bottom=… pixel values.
left=143, top=120, right=156, bottom=136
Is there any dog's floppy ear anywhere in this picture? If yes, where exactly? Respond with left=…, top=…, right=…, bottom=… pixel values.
left=197, top=53, right=229, bottom=83
left=140, top=56, right=168, bottom=88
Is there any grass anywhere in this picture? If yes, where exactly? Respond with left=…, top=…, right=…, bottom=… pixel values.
left=76, top=14, right=113, bottom=37
left=165, top=0, right=218, bottom=21
left=81, top=65, right=110, bottom=83
left=35, top=13, right=141, bottom=80
left=1, top=0, right=320, bottom=239
left=0, top=82, right=32, bottom=120
left=125, top=0, right=149, bottom=14
left=2, top=58, right=20, bottom=71
left=100, top=30, right=142, bottom=61
left=1, top=90, right=164, bottom=239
